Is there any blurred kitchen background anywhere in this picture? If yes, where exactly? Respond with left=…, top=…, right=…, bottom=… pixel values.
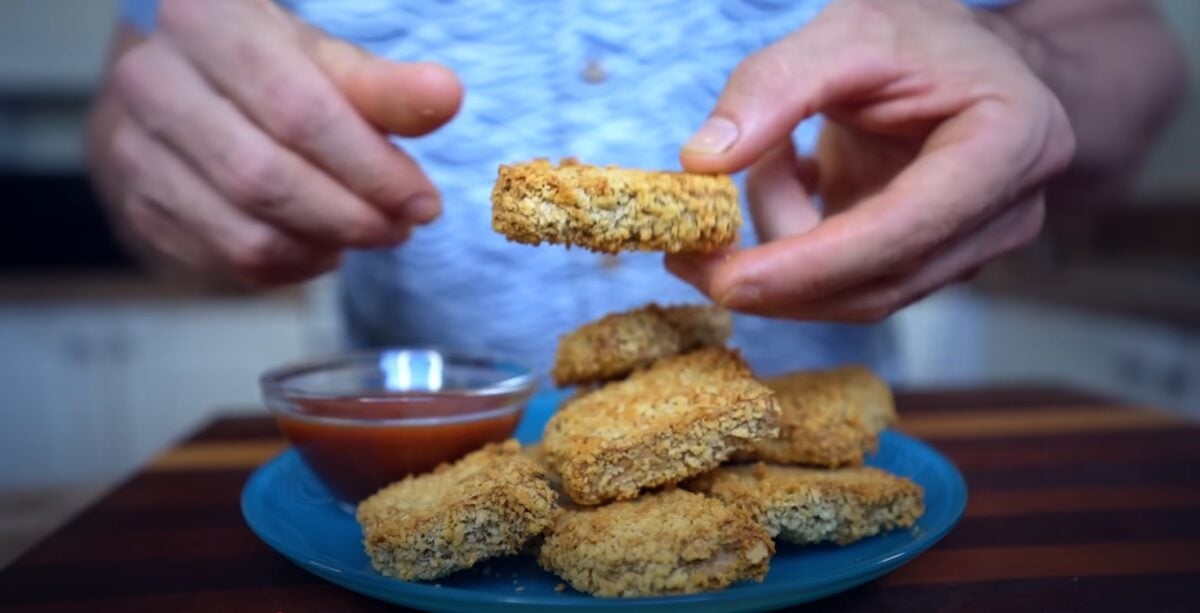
left=1, top=0, right=1197, bottom=568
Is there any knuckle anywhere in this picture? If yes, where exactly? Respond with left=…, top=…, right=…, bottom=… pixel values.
left=822, top=0, right=895, bottom=43
left=222, top=229, right=283, bottom=275
left=340, top=215, right=389, bottom=246
left=890, top=257, right=925, bottom=277
left=797, top=272, right=842, bottom=302
left=158, top=0, right=203, bottom=37
left=895, top=218, right=954, bottom=266
left=832, top=0, right=882, bottom=22
left=122, top=197, right=159, bottom=238
left=352, top=174, right=404, bottom=211
left=269, top=87, right=339, bottom=145
left=863, top=0, right=902, bottom=22
left=356, top=166, right=415, bottom=209
left=122, top=199, right=181, bottom=262
left=110, top=124, right=145, bottom=178
left=733, top=50, right=794, bottom=101
left=1015, top=91, right=1076, bottom=184
left=220, top=149, right=291, bottom=208
left=110, top=42, right=177, bottom=136
left=111, top=45, right=155, bottom=105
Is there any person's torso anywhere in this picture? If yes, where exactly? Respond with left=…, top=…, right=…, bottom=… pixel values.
left=281, top=0, right=896, bottom=379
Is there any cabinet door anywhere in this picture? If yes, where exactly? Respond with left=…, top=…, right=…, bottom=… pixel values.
left=984, top=299, right=1200, bottom=413
left=893, top=287, right=990, bottom=385
left=0, top=305, right=132, bottom=487
left=116, top=299, right=308, bottom=460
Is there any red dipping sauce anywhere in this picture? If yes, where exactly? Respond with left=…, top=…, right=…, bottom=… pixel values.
left=261, top=350, right=535, bottom=503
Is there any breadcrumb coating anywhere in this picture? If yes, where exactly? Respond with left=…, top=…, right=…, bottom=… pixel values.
left=538, top=489, right=773, bottom=597
left=552, top=303, right=732, bottom=387
left=659, top=304, right=734, bottom=349
left=357, top=440, right=559, bottom=581
left=543, top=348, right=779, bottom=505
left=518, top=442, right=573, bottom=507
left=687, top=463, right=924, bottom=545
left=743, top=366, right=896, bottom=467
left=491, top=158, right=740, bottom=253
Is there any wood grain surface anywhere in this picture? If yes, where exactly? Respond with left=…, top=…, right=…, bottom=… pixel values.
left=1, top=387, right=1198, bottom=612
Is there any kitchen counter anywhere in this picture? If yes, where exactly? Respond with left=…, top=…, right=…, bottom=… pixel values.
left=1, top=387, right=1197, bottom=611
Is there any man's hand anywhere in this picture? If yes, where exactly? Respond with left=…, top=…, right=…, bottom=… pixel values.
left=93, top=0, right=462, bottom=286
left=668, top=0, right=1075, bottom=322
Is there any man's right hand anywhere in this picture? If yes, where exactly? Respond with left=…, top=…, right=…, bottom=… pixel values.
left=94, top=0, right=463, bottom=286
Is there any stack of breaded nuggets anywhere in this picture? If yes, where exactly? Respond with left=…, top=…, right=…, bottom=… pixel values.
left=357, top=161, right=922, bottom=597
left=357, top=302, right=925, bottom=598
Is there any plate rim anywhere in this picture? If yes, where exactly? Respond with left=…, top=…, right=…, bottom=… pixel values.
left=241, top=430, right=967, bottom=609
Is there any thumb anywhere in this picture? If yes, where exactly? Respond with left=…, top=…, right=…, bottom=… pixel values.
left=302, top=26, right=463, bottom=137
left=680, top=29, right=895, bottom=174
left=666, top=139, right=820, bottom=293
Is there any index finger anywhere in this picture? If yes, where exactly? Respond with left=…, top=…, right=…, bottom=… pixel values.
left=680, top=11, right=899, bottom=174
left=158, top=0, right=445, bottom=223
left=674, top=103, right=1032, bottom=311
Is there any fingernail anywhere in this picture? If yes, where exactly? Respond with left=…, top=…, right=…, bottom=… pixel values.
left=683, top=116, right=740, bottom=155
left=719, top=283, right=761, bottom=308
left=404, top=194, right=441, bottom=223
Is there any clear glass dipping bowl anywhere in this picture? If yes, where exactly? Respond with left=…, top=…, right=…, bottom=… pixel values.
left=260, top=348, right=536, bottom=502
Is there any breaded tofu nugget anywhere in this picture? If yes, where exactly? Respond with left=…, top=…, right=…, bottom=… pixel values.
left=543, top=348, right=779, bottom=505
left=518, top=442, right=570, bottom=504
left=538, top=489, right=773, bottom=597
left=744, top=366, right=896, bottom=467
left=491, top=158, right=740, bottom=254
left=552, top=303, right=732, bottom=387
left=659, top=304, right=734, bottom=348
left=357, top=440, right=559, bottom=581
left=688, top=463, right=924, bottom=545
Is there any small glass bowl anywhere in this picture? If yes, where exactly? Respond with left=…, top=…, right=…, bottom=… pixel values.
left=260, top=348, right=536, bottom=502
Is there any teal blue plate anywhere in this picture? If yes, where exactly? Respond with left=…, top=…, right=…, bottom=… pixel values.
left=242, top=392, right=966, bottom=612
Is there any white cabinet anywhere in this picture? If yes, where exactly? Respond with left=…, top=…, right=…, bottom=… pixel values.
left=116, top=301, right=309, bottom=457
left=982, top=299, right=1200, bottom=415
left=0, top=288, right=315, bottom=488
left=0, top=0, right=115, bottom=94
left=0, top=307, right=131, bottom=485
left=895, top=290, right=1200, bottom=415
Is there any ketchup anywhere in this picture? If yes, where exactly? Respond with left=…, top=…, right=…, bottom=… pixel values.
left=274, top=391, right=523, bottom=502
